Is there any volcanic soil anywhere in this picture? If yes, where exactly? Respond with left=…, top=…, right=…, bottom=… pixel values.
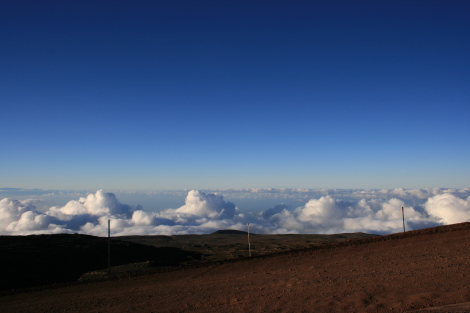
left=3, top=223, right=470, bottom=312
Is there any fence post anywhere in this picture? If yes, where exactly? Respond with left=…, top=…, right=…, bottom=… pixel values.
left=108, top=219, right=111, bottom=279
left=248, top=223, right=251, bottom=257
left=402, top=207, right=406, bottom=233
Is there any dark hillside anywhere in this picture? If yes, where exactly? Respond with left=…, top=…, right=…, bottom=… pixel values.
left=0, top=234, right=200, bottom=290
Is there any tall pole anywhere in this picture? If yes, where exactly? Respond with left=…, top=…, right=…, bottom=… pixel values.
left=402, top=207, right=406, bottom=233
left=248, top=223, right=251, bottom=257
left=108, top=219, right=111, bottom=279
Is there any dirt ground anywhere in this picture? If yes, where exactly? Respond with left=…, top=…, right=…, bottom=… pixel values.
left=116, top=230, right=377, bottom=264
left=2, top=223, right=470, bottom=312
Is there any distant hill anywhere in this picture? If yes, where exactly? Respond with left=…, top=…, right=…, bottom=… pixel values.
left=211, top=229, right=251, bottom=235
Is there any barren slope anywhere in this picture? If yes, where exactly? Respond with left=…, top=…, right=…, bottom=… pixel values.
left=2, top=223, right=470, bottom=312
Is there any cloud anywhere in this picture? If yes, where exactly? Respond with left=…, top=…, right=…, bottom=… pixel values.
left=0, top=198, right=38, bottom=230
left=1, top=189, right=470, bottom=236
left=174, top=190, right=237, bottom=219
left=209, top=188, right=470, bottom=205
left=425, top=193, right=470, bottom=224
left=261, top=204, right=290, bottom=219
left=48, top=190, right=134, bottom=218
left=0, top=198, right=64, bottom=233
left=298, top=196, right=347, bottom=223
left=261, top=196, right=442, bottom=235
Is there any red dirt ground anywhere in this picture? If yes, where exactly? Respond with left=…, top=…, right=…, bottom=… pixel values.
left=3, top=223, right=470, bottom=313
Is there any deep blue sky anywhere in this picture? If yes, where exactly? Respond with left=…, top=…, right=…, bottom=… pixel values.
left=1, top=0, right=469, bottom=190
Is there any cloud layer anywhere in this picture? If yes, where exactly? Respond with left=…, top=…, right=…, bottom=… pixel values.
left=1, top=189, right=470, bottom=236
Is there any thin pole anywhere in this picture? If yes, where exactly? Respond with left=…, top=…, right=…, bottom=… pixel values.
left=108, top=219, right=111, bottom=279
left=248, top=223, right=251, bottom=257
left=402, top=207, right=406, bottom=233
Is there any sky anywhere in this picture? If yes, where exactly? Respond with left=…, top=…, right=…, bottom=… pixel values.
left=1, top=0, right=470, bottom=191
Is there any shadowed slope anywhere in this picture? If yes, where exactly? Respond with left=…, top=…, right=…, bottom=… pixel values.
left=0, top=234, right=200, bottom=290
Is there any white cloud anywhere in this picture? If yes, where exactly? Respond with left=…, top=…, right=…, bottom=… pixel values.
left=260, top=196, right=439, bottom=235
left=0, top=198, right=38, bottom=230
left=1, top=188, right=470, bottom=236
left=174, top=190, right=237, bottom=219
left=298, top=196, right=347, bottom=223
left=48, top=190, right=134, bottom=218
left=0, top=198, right=67, bottom=233
left=425, top=193, right=470, bottom=224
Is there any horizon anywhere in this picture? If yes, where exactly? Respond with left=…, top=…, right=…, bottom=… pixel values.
left=2, top=186, right=470, bottom=237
